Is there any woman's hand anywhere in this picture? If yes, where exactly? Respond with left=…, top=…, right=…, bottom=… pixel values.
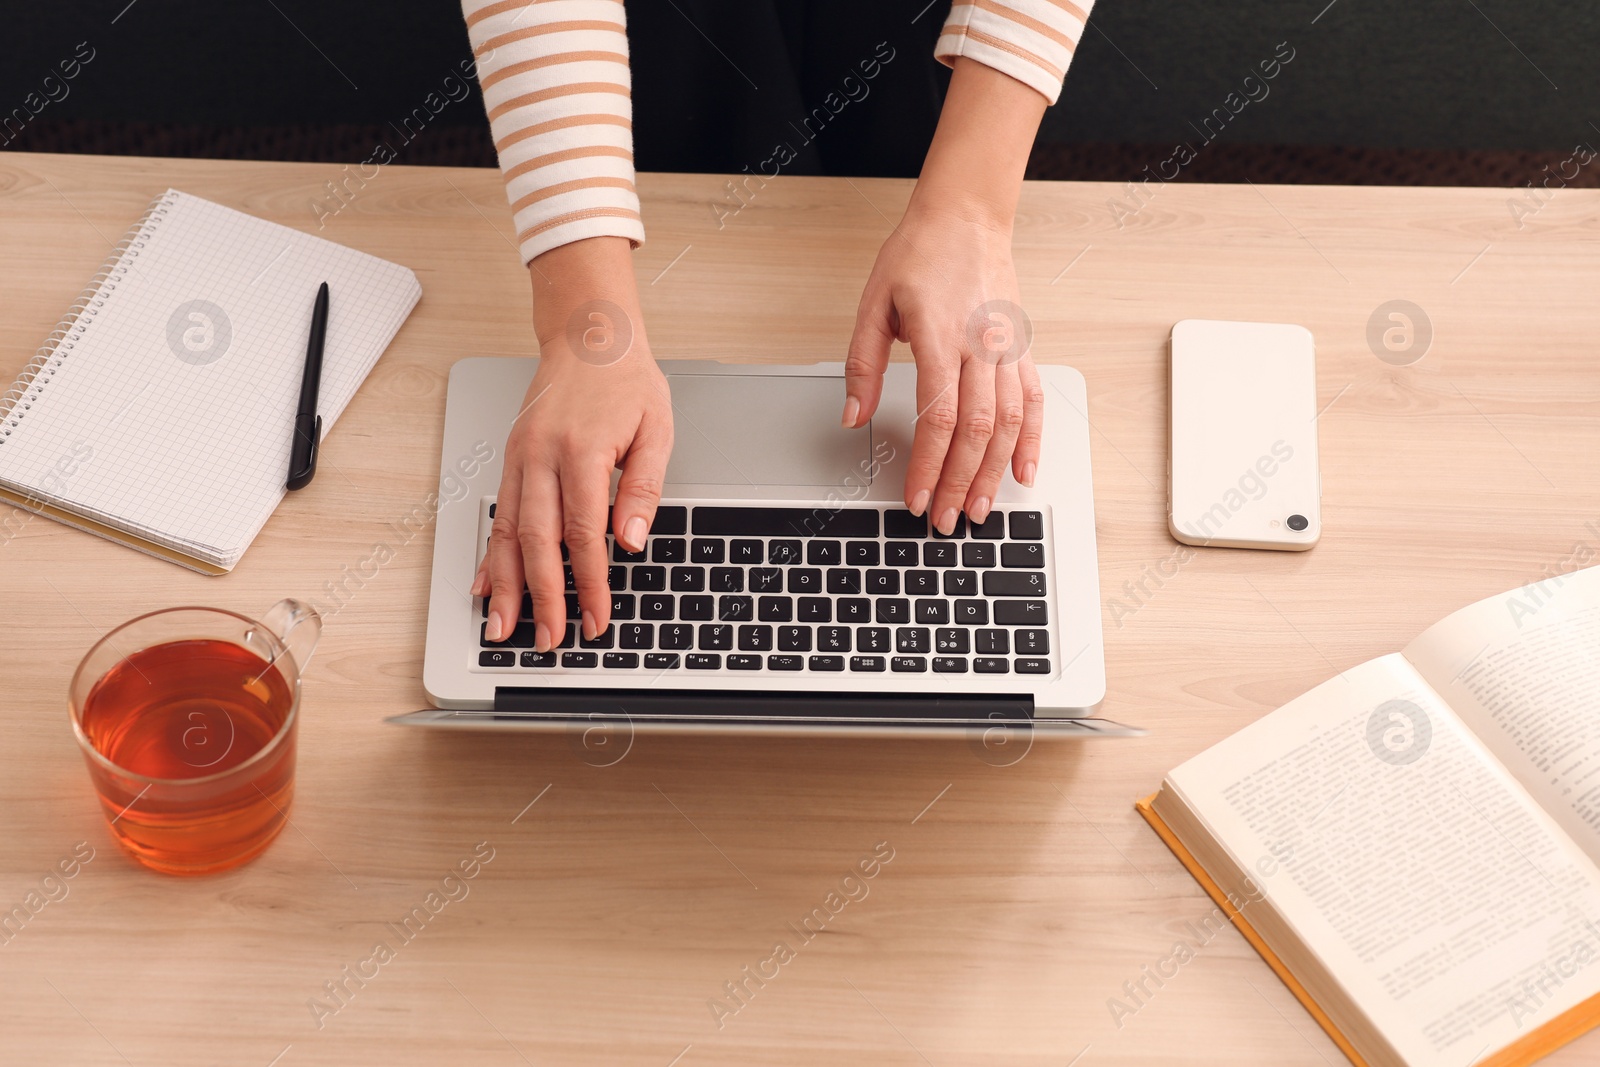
left=472, top=237, right=673, bottom=652
left=842, top=57, right=1051, bottom=535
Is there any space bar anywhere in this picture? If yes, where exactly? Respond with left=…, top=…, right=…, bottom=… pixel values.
left=692, top=507, right=880, bottom=537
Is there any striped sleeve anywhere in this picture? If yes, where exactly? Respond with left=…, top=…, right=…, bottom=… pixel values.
left=461, top=0, right=644, bottom=264
left=936, top=0, right=1097, bottom=104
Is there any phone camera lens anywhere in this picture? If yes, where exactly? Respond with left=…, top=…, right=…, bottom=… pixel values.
left=1287, top=514, right=1308, bottom=531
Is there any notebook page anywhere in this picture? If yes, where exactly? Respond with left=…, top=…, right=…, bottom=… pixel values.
left=0, top=190, right=420, bottom=565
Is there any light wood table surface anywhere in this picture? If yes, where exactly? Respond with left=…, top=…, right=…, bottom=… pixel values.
left=2, top=152, right=1596, bottom=1066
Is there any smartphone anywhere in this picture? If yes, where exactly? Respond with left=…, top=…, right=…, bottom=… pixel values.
left=1168, top=319, right=1321, bottom=551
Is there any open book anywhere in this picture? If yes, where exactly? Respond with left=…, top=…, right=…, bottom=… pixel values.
left=1139, top=566, right=1600, bottom=1067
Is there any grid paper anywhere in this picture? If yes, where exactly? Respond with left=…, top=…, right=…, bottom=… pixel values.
left=0, top=190, right=421, bottom=568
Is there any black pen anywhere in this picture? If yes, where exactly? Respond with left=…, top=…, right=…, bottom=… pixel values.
left=286, top=281, right=328, bottom=490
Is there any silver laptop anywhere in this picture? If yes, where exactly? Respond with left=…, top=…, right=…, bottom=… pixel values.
left=394, top=358, right=1139, bottom=738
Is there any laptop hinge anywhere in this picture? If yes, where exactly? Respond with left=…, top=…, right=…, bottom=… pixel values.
left=493, top=687, right=1032, bottom=722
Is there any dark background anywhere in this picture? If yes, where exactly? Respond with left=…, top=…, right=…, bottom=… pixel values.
left=2, top=0, right=1595, bottom=186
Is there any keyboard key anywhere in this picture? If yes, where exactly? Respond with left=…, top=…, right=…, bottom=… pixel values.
left=836, top=598, right=871, bottom=623
left=645, top=653, right=681, bottom=670
left=942, top=570, right=979, bottom=597
left=737, top=624, right=774, bottom=651
left=728, top=654, right=762, bottom=670
left=556, top=623, right=578, bottom=648
left=729, top=539, right=764, bottom=564
left=694, top=507, right=878, bottom=537
left=750, top=567, right=784, bottom=592
left=787, top=568, right=822, bottom=594
left=670, top=567, right=705, bottom=592
left=850, top=655, right=886, bottom=672
left=884, top=509, right=926, bottom=537
left=806, top=540, right=842, bottom=565
left=710, top=567, right=744, bottom=592
left=933, top=657, right=968, bottom=673
left=641, top=594, right=675, bottom=619
left=932, top=514, right=966, bottom=539
left=690, top=538, right=725, bottom=563
left=619, top=623, right=654, bottom=649
left=687, top=653, right=721, bottom=669
left=858, top=627, right=891, bottom=652
left=914, top=599, right=948, bottom=624
left=768, top=655, right=804, bottom=671
left=610, top=593, right=636, bottom=620
left=698, top=624, right=733, bottom=650
left=652, top=538, right=687, bottom=563
left=1017, top=628, right=1050, bottom=655
left=961, top=542, right=996, bottom=568
left=953, top=600, right=988, bottom=625
left=604, top=652, right=639, bottom=669
left=651, top=506, right=688, bottom=534
left=479, top=650, right=516, bottom=667
left=995, top=601, right=1049, bottom=625
left=481, top=621, right=537, bottom=648
left=977, top=628, right=1010, bottom=654
left=875, top=598, right=910, bottom=623
left=970, top=512, right=1006, bottom=540
left=561, top=652, right=598, bottom=668
left=579, top=626, right=615, bottom=649
left=905, top=570, right=939, bottom=595
left=818, top=626, right=852, bottom=652
left=562, top=568, right=575, bottom=592
left=891, top=656, right=928, bottom=672
left=984, top=572, right=1046, bottom=597
left=632, top=567, right=667, bottom=591
left=659, top=623, right=694, bottom=649
left=896, top=627, right=930, bottom=653
left=613, top=543, right=647, bottom=563
left=758, top=596, right=793, bottom=622
left=885, top=542, right=919, bottom=567
left=923, top=542, right=958, bottom=567
left=718, top=596, right=754, bottom=621
left=768, top=539, right=803, bottom=565
left=1016, top=658, right=1051, bottom=674
left=609, top=566, right=628, bottom=590
left=520, top=651, right=558, bottom=667
left=778, top=626, right=812, bottom=651
left=827, top=568, right=862, bottom=594
left=809, top=655, right=845, bottom=672
left=564, top=593, right=581, bottom=620
left=865, top=570, right=900, bottom=596
left=1009, top=511, right=1044, bottom=540
left=797, top=597, right=831, bottom=622
left=846, top=541, right=880, bottom=566
left=936, top=628, right=970, bottom=653
left=975, top=657, right=1009, bottom=673
left=1002, top=542, right=1046, bottom=568
left=680, top=595, right=714, bottom=620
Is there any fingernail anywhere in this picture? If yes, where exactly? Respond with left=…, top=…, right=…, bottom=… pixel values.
left=486, top=612, right=504, bottom=641
left=534, top=623, right=552, bottom=653
left=1021, top=462, right=1037, bottom=488
left=471, top=573, right=486, bottom=597
left=937, top=507, right=958, bottom=535
left=624, top=516, right=648, bottom=550
left=970, top=496, right=991, bottom=524
left=910, top=489, right=931, bottom=516
left=841, top=395, right=860, bottom=428
left=582, top=610, right=598, bottom=641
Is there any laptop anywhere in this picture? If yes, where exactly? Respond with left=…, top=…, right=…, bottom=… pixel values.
left=393, top=358, right=1140, bottom=738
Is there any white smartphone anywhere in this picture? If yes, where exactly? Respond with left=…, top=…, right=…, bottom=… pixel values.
left=1168, top=319, right=1321, bottom=551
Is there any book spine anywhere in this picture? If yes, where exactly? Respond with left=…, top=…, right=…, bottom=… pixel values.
left=0, top=188, right=181, bottom=439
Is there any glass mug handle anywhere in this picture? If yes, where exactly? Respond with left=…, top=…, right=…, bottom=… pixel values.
left=256, top=598, right=322, bottom=675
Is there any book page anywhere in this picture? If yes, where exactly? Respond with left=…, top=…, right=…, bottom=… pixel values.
left=1168, top=654, right=1600, bottom=1067
left=1404, top=565, right=1600, bottom=866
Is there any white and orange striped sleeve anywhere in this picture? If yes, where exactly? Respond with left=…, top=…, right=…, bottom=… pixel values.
left=936, top=0, right=1097, bottom=104
left=461, top=0, right=644, bottom=264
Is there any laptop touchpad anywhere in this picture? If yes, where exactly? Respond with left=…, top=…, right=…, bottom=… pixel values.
left=664, top=373, right=872, bottom=488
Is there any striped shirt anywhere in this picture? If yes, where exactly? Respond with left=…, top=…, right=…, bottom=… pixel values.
left=461, top=0, right=1096, bottom=263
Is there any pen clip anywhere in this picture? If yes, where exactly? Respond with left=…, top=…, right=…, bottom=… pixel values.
left=286, top=413, right=321, bottom=491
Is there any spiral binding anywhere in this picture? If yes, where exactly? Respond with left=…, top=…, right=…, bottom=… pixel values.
left=0, top=189, right=180, bottom=441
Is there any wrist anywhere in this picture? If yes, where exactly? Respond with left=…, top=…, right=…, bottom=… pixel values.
left=528, top=237, right=645, bottom=352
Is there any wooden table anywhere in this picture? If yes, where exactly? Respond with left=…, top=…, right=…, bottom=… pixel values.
left=2, top=152, right=1596, bottom=1066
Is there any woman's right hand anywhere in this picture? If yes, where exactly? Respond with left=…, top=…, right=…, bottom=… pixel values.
left=472, top=237, right=673, bottom=653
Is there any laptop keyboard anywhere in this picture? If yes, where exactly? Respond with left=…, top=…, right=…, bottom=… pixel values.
left=476, top=504, right=1053, bottom=677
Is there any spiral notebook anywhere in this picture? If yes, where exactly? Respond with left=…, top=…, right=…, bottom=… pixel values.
left=0, top=189, right=421, bottom=574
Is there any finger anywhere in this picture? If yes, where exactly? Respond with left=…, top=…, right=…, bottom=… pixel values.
left=842, top=280, right=896, bottom=428
left=902, top=322, right=961, bottom=519
left=965, top=362, right=1024, bottom=524
left=1012, top=355, right=1045, bottom=488
left=516, top=463, right=567, bottom=654
left=483, top=470, right=527, bottom=645
left=612, top=410, right=673, bottom=553
left=561, top=458, right=615, bottom=641
left=929, top=355, right=997, bottom=534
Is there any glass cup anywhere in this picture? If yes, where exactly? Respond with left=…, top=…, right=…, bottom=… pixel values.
left=68, top=599, right=320, bottom=875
